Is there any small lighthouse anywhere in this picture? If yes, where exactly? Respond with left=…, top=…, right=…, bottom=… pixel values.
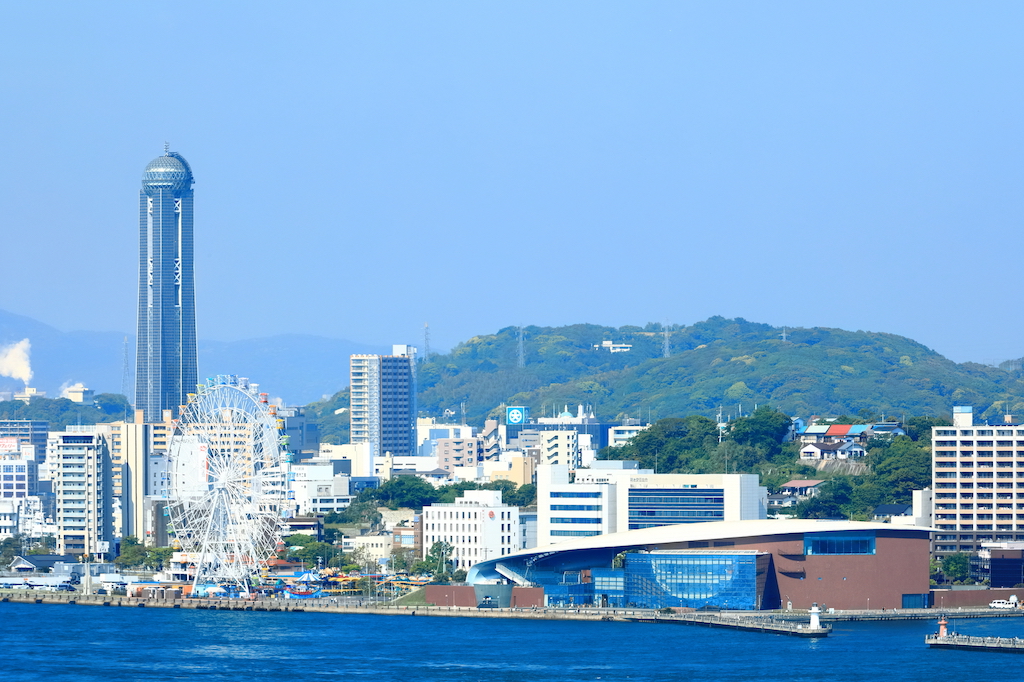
left=809, top=602, right=821, bottom=630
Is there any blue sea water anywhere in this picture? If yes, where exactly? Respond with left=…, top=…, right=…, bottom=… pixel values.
left=2, top=603, right=1021, bottom=682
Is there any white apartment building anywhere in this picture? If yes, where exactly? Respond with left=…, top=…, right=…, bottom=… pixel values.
left=608, top=422, right=650, bottom=448
left=536, top=462, right=768, bottom=547
left=932, top=406, right=1024, bottom=558
left=421, top=490, right=519, bottom=570
left=50, top=426, right=114, bottom=559
left=514, top=429, right=582, bottom=470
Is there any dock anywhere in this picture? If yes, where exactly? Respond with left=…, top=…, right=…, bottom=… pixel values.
left=625, top=612, right=831, bottom=637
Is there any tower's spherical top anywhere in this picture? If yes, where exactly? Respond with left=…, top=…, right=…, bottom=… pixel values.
left=142, top=152, right=193, bottom=193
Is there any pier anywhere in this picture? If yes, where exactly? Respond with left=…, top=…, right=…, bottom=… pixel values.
left=625, top=612, right=831, bottom=637
left=926, top=633, right=1024, bottom=652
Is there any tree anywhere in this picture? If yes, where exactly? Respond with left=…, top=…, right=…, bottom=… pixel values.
left=727, top=406, right=792, bottom=459
left=942, top=552, right=971, bottom=583
left=374, top=476, right=441, bottom=510
left=114, top=536, right=148, bottom=567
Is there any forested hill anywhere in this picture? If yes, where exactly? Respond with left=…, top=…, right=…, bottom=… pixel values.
left=413, top=317, right=1024, bottom=425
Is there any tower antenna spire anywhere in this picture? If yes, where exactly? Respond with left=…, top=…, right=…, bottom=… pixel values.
left=164, top=141, right=170, bottom=154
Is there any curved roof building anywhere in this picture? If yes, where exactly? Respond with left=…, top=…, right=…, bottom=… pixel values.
left=467, top=519, right=931, bottom=610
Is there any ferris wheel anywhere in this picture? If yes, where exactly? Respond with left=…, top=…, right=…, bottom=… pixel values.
left=166, top=376, right=289, bottom=594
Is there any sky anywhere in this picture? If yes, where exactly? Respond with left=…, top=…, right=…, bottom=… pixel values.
left=2, top=2, right=1023, bottom=364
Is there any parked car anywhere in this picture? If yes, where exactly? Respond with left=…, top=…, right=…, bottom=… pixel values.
left=477, top=596, right=499, bottom=609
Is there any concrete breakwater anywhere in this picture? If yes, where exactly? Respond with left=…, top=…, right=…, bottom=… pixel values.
left=0, top=590, right=632, bottom=621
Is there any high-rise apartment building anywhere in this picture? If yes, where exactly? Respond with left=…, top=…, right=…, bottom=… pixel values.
left=51, top=426, right=114, bottom=559
left=106, top=409, right=173, bottom=543
left=350, top=345, right=417, bottom=458
left=135, top=149, right=198, bottom=423
left=931, top=406, right=1024, bottom=559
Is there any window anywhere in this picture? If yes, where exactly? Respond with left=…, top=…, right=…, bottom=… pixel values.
left=804, top=532, right=875, bottom=555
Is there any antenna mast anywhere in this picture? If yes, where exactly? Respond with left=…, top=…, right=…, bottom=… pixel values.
left=662, top=322, right=670, bottom=358
left=517, top=326, right=525, bottom=369
left=423, top=323, right=431, bottom=362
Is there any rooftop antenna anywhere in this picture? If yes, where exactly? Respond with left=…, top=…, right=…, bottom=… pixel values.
left=460, top=401, right=467, bottom=426
left=164, top=141, right=170, bottom=154
left=662, top=321, right=671, bottom=358
left=517, top=326, right=525, bottom=369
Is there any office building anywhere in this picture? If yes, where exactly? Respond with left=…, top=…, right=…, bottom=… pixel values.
left=135, top=149, right=198, bottom=423
left=931, top=406, right=1024, bottom=559
left=350, top=345, right=417, bottom=458
left=536, top=461, right=767, bottom=547
left=421, top=490, right=519, bottom=570
left=0, top=420, right=49, bottom=461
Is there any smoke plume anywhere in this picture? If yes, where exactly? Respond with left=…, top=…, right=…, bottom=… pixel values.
left=0, top=339, right=33, bottom=385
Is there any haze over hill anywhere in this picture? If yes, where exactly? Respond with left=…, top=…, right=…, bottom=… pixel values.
left=4, top=309, right=1024, bottom=421
left=414, top=318, right=1024, bottom=426
left=0, top=309, right=383, bottom=405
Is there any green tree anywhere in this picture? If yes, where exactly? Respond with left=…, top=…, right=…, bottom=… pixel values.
left=942, top=552, right=971, bottom=583
left=114, top=536, right=148, bottom=567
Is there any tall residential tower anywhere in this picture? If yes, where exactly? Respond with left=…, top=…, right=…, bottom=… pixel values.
left=135, top=150, right=198, bottom=423
left=350, top=345, right=417, bottom=459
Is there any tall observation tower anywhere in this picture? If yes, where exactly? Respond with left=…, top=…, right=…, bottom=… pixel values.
left=135, top=149, right=198, bottom=423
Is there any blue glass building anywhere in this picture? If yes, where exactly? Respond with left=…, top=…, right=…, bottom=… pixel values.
left=135, top=151, right=198, bottom=423
left=625, top=551, right=769, bottom=610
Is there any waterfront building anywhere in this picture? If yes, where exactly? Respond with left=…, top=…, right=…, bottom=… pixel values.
left=135, top=149, right=198, bottom=423
left=468, top=518, right=931, bottom=610
left=349, top=346, right=417, bottom=459
left=50, top=426, right=114, bottom=559
left=421, top=490, right=519, bottom=571
left=536, top=461, right=767, bottom=547
left=931, top=406, right=1024, bottom=559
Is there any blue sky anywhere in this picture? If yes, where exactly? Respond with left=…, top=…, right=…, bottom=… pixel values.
left=2, top=2, right=1022, bottom=363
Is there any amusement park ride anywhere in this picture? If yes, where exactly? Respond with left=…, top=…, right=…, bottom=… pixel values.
left=165, top=375, right=432, bottom=601
left=166, top=376, right=290, bottom=597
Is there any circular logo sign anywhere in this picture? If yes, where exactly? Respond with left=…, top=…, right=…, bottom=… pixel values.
left=507, top=407, right=524, bottom=424
left=489, top=511, right=495, bottom=519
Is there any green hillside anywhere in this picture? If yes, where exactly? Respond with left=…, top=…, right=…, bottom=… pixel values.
left=415, top=317, right=1024, bottom=425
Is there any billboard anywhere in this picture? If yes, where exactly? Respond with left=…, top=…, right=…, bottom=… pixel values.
left=506, top=406, right=528, bottom=426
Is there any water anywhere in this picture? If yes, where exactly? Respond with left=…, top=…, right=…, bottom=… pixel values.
left=2, top=603, right=1022, bottom=681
